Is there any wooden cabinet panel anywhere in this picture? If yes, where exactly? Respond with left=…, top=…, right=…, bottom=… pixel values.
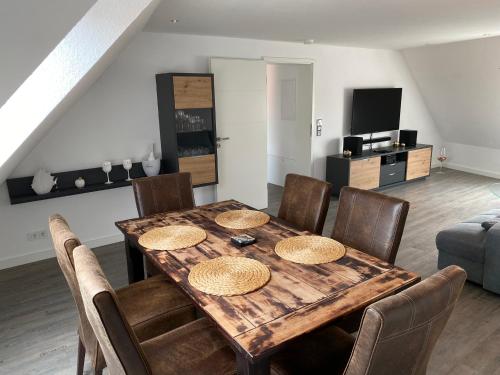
left=406, top=148, right=432, bottom=180
left=349, top=157, right=381, bottom=190
left=179, top=154, right=216, bottom=185
left=173, top=76, right=213, bottom=109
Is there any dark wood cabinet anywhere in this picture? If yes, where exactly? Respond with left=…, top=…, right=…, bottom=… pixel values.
left=326, top=144, right=432, bottom=195
left=155, top=73, right=218, bottom=187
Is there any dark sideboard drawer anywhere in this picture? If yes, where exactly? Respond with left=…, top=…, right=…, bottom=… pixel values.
left=380, top=162, right=406, bottom=186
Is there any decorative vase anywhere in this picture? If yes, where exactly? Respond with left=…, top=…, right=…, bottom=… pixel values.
left=142, top=158, right=161, bottom=177
left=31, top=169, right=57, bottom=195
left=142, top=151, right=160, bottom=177
left=75, top=177, right=85, bottom=189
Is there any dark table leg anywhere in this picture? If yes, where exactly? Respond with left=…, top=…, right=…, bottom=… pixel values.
left=236, top=352, right=270, bottom=375
left=124, top=237, right=145, bottom=284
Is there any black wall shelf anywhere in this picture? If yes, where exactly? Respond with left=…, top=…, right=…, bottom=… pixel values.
left=6, top=161, right=161, bottom=205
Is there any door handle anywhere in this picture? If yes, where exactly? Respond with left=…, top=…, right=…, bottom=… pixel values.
left=216, top=137, right=230, bottom=141
left=389, top=173, right=396, bottom=176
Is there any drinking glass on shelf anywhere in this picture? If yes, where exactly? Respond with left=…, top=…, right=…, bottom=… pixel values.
left=437, top=147, right=447, bottom=173
left=102, top=161, right=113, bottom=184
left=123, top=159, right=133, bottom=181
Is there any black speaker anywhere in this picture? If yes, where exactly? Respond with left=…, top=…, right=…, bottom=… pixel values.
left=343, top=136, right=363, bottom=156
left=399, top=129, right=417, bottom=147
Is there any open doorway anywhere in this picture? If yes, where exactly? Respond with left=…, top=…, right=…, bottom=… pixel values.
left=266, top=62, right=314, bottom=192
left=210, top=57, right=313, bottom=210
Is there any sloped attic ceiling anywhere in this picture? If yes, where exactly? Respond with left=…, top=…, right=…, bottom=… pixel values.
left=402, top=36, right=500, bottom=150
left=0, top=0, right=160, bottom=184
left=0, top=0, right=97, bottom=107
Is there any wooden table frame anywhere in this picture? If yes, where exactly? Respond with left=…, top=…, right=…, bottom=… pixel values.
left=116, top=200, right=420, bottom=375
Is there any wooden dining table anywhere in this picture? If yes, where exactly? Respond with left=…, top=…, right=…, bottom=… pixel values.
left=115, top=200, right=420, bottom=375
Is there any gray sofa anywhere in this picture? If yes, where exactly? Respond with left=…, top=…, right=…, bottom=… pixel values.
left=436, top=209, right=500, bottom=294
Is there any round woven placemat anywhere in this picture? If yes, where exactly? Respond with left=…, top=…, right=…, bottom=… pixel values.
left=215, top=209, right=270, bottom=230
left=138, top=225, right=206, bottom=251
left=275, top=236, right=346, bottom=265
left=188, top=256, right=271, bottom=296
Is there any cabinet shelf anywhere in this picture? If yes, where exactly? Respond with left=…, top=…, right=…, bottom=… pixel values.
left=156, top=73, right=218, bottom=186
left=176, top=129, right=213, bottom=134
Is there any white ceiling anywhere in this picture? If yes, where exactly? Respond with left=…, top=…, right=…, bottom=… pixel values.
left=145, top=0, right=500, bottom=49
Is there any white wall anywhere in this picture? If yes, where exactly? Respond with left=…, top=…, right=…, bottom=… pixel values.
left=402, top=36, right=500, bottom=177
left=442, top=142, right=500, bottom=179
left=0, top=32, right=440, bottom=268
left=267, top=63, right=313, bottom=186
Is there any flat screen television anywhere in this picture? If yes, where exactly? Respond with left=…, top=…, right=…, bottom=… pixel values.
left=350, top=88, right=402, bottom=135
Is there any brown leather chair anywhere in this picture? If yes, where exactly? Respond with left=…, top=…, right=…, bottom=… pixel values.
left=132, top=172, right=195, bottom=218
left=73, top=245, right=236, bottom=375
left=278, top=174, right=332, bottom=235
left=332, top=186, right=410, bottom=264
left=132, top=172, right=195, bottom=276
left=49, top=214, right=197, bottom=375
left=271, top=265, right=467, bottom=375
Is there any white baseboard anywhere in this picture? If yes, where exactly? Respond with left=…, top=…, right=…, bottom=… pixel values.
left=445, top=162, right=500, bottom=180
left=0, top=233, right=123, bottom=271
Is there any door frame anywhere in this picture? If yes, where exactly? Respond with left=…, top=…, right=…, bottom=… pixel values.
left=263, top=56, right=315, bottom=178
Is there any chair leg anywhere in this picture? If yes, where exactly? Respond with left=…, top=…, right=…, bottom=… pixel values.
left=94, top=348, right=105, bottom=375
left=76, top=337, right=85, bottom=375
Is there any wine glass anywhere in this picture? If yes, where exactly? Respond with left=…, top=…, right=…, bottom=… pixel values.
left=437, top=147, right=447, bottom=174
left=123, top=159, right=133, bottom=181
left=102, top=161, right=113, bottom=184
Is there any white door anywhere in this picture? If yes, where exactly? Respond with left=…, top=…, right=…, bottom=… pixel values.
left=210, top=58, right=268, bottom=209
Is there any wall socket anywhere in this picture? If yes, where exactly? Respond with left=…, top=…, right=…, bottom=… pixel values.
left=27, top=230, right=48, bottom=241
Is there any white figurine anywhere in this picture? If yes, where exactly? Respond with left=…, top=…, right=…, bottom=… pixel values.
left=31, top=169, right=57, bottom=195
left=75, top=177, right=85, bottom=189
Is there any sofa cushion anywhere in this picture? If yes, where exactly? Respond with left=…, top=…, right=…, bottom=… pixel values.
left=436, top=223, right=488, bottom=264
left=463, top=214, right=500, bottom=224
left=482, top=220, right=500, bottom=230
left=483, top=209, right=500, bottom=216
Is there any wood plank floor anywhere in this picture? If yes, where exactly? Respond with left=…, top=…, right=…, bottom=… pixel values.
left=1, top=168, right=500, bottom=374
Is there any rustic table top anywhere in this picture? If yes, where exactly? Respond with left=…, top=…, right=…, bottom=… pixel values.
left=115, top=200, right=419, bottom=361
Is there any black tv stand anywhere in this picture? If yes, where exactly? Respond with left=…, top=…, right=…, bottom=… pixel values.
left=326, top=144, right=433, bottom=195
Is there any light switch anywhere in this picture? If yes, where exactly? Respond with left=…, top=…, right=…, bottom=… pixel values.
left=316, top=119, right=323, bottom=136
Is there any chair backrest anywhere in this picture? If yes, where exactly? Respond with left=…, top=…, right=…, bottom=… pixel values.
left=74, top=245, right=151, bottom=375
left=132, top=172, right=195, bottom=217
left=48, top=214, right=100, bottom=365
left=344, top=265, right=466, bottom=375
left=278, top=174, right=332, bottom=235
left=332, top=187, right=409, bottom=264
